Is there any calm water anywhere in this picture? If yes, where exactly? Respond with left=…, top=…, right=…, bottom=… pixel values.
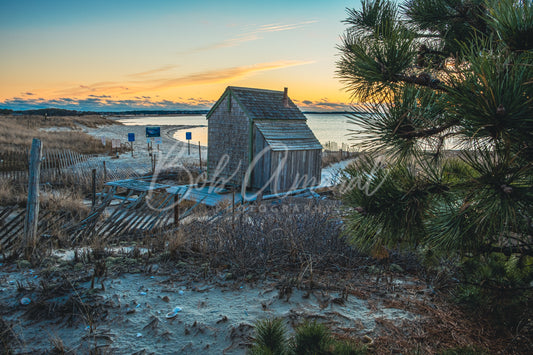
left=117, top=113, right=362, bottom=149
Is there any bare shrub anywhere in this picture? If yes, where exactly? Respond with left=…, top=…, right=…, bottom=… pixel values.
left=167, top=198, right=361, bottom=276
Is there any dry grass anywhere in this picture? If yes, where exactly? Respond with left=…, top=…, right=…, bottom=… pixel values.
left=0, top=176, right=90, bottom=216
left=322, top=150, right=359, bottom=167
left=0, top=114, right=118, bottom=154
left=0, top=316, right=17, bottom=354
left=0, top=178, right=27, bottom=206
left=40, top=187, right=90, bottom=219
left=2, top=114, right=115, bottom=129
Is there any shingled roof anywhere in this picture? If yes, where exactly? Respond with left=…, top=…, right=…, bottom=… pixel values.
left=206, top=86, right=307, bottom=120
left=255, top=121, right=323, bottom=151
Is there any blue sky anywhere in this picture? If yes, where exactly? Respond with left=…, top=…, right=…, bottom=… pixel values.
left=0, top=0, right=361, bottom=111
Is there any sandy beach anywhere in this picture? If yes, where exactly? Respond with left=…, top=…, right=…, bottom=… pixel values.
left=0, top=254, right=437, bottom=354
left=82, top=123, right=208, bottom=174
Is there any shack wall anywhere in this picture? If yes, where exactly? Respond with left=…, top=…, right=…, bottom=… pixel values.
left=269, top=149, right=322, bottom=193
left=207, top=95, right=250, bottom=186
left=251, top=125, right=272, bottom=191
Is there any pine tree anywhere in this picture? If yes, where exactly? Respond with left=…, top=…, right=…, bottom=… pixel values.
left=337, top=0, right=532, bottom=259
left=337, top=2, right=533, bottom=332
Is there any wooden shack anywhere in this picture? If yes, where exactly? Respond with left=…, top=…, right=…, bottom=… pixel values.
left=207, top=86, right=322, bottom=193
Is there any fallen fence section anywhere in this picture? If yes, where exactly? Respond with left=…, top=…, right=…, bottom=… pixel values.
left=1, top=177, right=323, bottom=256
left=71, top=179, right=181, bottom=243
left=0, top=205, right=75, bottom=257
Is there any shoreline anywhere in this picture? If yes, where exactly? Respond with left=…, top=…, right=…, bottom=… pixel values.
left=83, top=124, right=208, bottom=172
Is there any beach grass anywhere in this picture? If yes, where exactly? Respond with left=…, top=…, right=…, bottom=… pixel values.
left=0, top=114, right=118, bottom=154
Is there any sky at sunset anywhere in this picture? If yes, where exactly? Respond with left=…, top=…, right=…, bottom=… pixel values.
left=0, top=0, right=361, bottom=112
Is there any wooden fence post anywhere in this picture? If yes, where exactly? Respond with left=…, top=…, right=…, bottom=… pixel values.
left=92, top=169, right=97, bottom=208
left=198, top=141, right=202, bottom=170
left=232, top=189, right=235, bottom=230
left=174, top=194, right=180, bottom=226
left=23, top=138, right=42, bottom=260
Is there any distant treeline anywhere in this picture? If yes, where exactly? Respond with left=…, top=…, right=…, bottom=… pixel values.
left=0, top=107, right=356, bottom=116
left=113, top=110, right=209, bottom=115
left=0, top=108, right=98, bottom=116
left=0, top=109, right=14, bottom=115
left=0, top=108, right=210, bottom=116
left=302, top=111, right=354, bottom=114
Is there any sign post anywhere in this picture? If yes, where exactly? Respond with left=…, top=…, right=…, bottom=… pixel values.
left=186, top=131, right=192, bottom=155
left=128, top=133, right=135, bottom=157
left=146, top=127, right=161, bottom=171
left=154, top=137, right=162, bottom=152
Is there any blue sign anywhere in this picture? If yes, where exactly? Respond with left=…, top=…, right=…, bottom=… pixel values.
left=146, top=126, right=161, bottom=138
left=128, top=133, right=135, bottom=142
left=186, top=132, right=192, bottom=140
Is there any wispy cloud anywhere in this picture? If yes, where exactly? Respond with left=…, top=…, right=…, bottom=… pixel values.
left=56, top=82, right=132, bottom=97
left=194, top=34, right=261, bottom=51
left=255, top=21, right=318, bottom=33
left=149, top=60, right=314, bottom=91
left=55, top=60, right=314, bottom=97
left=190, top=20, right=318, bottom=52
left=128, top=65, right=178, bottom=78
left=295, top=99, right=351, bottom=112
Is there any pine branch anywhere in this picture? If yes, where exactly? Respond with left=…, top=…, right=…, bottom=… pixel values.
left=395, top=73, right=448, bottom=91
left=395, top=120, right=459, bottom=139
left=479, top=245, right=533, bottom=257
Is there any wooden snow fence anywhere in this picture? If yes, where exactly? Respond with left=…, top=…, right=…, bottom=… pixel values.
left=69, top=179, right=201, bottom=243
left=0, top=180, right=184, bottom=254
left=0, top=149, right=96, bottom=187
left=0, top=205, right=74, bottom=255
left=1, top=149, right=89, bottom=181
left=0, top=149, right=145, bottom=186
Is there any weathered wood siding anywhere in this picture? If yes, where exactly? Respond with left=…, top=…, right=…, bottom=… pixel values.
left=251, top=125, right=272, bottom=190
left=207, top=94, right=250, bottom=186
left=210, top=115, right=322, bottom=193
left=269, top=149, right=322, bottom=193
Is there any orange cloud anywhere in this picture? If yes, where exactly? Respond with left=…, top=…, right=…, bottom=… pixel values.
left=128, top=65, right=179, bottom=78
left=54, top=60, right=315, bottom=98
left=149, top=60, right=315, bottom=90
